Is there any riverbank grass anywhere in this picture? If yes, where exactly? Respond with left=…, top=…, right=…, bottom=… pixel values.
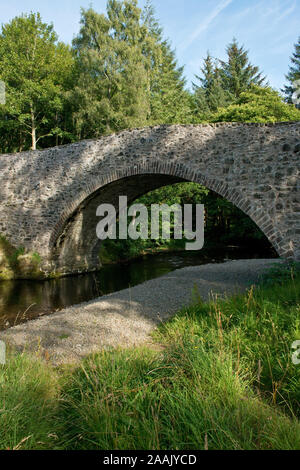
left=1, top=270, right=299, bottom=450
left=0, top=350, right=62, bottom=450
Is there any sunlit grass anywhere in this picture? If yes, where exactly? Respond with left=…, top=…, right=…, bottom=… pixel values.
left=0, top=351, right=62, bottom=450
left=1, top=270, right=299, bottom=450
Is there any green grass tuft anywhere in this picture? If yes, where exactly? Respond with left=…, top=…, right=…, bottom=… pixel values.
left=0, top=274, right=300, bottom=450
left=0, top=351, right=62, bottom=450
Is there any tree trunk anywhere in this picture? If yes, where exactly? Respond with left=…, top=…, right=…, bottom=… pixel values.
left=55, top=112, right=59, bottom=146
left=30, top=105, right=36, bottom=150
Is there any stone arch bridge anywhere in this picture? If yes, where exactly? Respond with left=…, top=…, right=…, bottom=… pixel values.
left=0, top=122, right=299, bottom=276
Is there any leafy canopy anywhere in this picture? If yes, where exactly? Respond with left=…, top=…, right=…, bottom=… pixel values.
left=212, top=86, right=300, bottom=123
left=0, top=12, right=74, bottom=151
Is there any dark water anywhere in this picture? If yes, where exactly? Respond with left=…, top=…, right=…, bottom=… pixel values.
left=0, top=245, right=277, bottom=329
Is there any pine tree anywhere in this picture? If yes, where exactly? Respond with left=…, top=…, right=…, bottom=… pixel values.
left=283, top=37, right=300, bottom=104
left=142, top=1, right=192, bottom=124
left=193, top=52, right=232, bottom=115
left=149, top=40, right=192, bottom=124
left=220, top=38, right=266, bottom=98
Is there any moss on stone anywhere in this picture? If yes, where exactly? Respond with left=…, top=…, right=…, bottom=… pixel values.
left=0, top=234, right=49, bottom=280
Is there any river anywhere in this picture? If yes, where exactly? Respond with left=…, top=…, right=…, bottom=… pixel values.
left=0, top=245, right=277, bottom=330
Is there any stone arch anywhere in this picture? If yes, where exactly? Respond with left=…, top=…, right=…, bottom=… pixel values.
left=49, top=161, right=283, bottom=275
left=1, top=122, right=297, bottom=276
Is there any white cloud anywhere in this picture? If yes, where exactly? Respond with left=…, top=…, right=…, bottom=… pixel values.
left=274, top=0, right=296, bottom=24
left=255, top=0, right=296, bottom=24
left=179, top=0, right=233, bottom=52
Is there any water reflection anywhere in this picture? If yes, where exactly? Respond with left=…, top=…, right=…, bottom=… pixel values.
left=0, top=245, right=277, bottom=329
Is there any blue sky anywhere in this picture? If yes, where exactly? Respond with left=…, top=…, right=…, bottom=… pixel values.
left=1, top=0, right=299, bottom=91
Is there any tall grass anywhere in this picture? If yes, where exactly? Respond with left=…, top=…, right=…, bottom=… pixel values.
left=0, top=352, right=61, bottom=450
left=1, top=268, right=299, bottom=450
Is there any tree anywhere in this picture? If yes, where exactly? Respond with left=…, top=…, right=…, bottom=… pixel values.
left=193, top=52, right=233, bottom=116
left=149, top=40, right=193, bottom=124
left=71, top=1, right=152, bottom=138
left=220, top=38, right=266, bottom=99
left=212, top=85, right=300, bottom=123
left=283, top=37, right=300, bottom=104
left=143, top=1, right=192, bottom=124
left=71, top=0, right=192, bottom=139
left=0, top=13, right=74, bottom=152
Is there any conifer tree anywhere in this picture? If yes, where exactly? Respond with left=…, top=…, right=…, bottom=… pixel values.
left=193, top=52, right=232, bottom=115
left=143, top=1, right=192, bottom=124
left=283, top=37, right=300, bottom=104
left=220, top=38, right=266, bottom=98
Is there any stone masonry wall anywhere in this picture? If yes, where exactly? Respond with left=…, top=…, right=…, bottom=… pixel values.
left=0, top=122, right=299, bottom=275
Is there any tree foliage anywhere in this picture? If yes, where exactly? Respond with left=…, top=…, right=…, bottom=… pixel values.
left=71, top=1, right=150, bottom=137
left=193, top=39, right=266, bottom=119
left=0, top=6, right=298, bottom=152
left=219, top=39, right=266, bottom=99
left=283, top=36, right=300, bottom=104
left=212, top=85, right=300, bottom=123
left=70, top=0, right=191, bottom=139
left=193, top=52, right=232, bottom=116
left=1, top=3, right=296, bottom=258
left=0, top=12, right=74, bottom=152
left=142, top=1, right=192, bottom=124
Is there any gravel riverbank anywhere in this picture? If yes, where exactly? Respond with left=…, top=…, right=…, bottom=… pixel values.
left=0, top=258, right=280, bottom=364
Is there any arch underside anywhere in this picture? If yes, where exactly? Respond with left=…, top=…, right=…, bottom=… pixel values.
left=49, top=162, right=287, bottom=276
left=51, top=173, right=185, bottom=273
